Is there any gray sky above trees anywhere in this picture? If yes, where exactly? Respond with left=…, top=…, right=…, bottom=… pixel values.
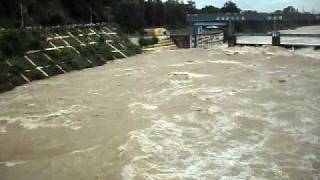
left=195, top=0, right=320, bottom=13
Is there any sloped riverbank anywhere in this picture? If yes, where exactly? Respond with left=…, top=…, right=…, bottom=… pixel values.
left=0, top=25, right=141, bottom=93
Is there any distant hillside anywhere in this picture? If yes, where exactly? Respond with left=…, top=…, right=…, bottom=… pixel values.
left=1, top=1, right=318, bottom=33
left=0, top=0, right=195, bottom=32
left=0, top=0, right=111, bottom=27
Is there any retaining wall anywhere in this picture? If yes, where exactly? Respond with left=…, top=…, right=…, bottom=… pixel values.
left=0, top=25, right=141, bottom=93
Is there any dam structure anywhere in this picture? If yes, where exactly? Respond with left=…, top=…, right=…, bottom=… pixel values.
left=186, top=13, right=320, bottom=48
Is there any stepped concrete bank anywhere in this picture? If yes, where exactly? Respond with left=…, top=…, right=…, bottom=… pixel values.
left=0, top=24, right=141, bottom=93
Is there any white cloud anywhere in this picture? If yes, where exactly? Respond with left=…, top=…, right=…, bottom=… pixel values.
left=195, top=0, right=320, bottom=13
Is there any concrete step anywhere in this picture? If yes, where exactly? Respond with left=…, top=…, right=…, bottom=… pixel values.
left=153, top=42, right=174, bottom=47
left=159, top=39, right=173, bottom=44
left=143, top=44, right=177, bottom=51
left=145, top=39, right=176, bottom=49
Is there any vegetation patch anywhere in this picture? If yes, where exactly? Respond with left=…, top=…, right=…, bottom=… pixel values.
left=0, top=25, right=142, bottom=93
left=0, top=30, right=45, bottom=58
left=139, top=37, right=159, bottom=47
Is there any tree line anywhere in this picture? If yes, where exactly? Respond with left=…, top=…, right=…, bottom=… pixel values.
left=0, top=0, right=317, bottom=32
left=0, top=0, right=241, bottom=32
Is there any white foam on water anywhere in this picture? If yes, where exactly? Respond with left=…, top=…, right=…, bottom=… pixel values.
left=27, top=103, right=36, bottom=107
left=145, top=83, right=194, bottom=103
left=70, top=145, right=100, bottom=155
left=120, top=154, right=154, bottom=180
left=214, top=45, right=264, bottom=56
left=129, top=102, right=158, bottom=111
left=120, top=86, right=319, bottom=180
left=189, top=87, right=239, bottom=102
left=0, top=126, right=7, bottom=134
left=259, top=102, right=276, bottom=111
left=207, top=105, right=221, bottom=114
left=207, top=60, right=255, bottom=70
left=0, top=160, right=27, bottom=168
left=121, top=164, right=135, bottom=180
left=128, top=102, right=159, bottom=115
left=168, top=72, right=211, bottom=80
left=169, top=63, right=185, bottom=67
left=0, top=105, right=86, bottom=130
left=88, top=90, right=102, bottom=96
left=114, top=68, right=146, bottom=77
left=133, top=62, right=318, bottom=177
left=208, top=60, right=242, bottom=64
left=260, top=46, right=294, bottom=57
left=294, top=48, right=320, bottom=60
left=120, top=111, right=271, bottom=179
left=169, top=60, right=205, bottom=67
left=185, top=60, right=205, bottom=64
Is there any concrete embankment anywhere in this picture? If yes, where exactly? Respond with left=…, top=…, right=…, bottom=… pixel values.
left=0, top=25, right=141, bottom=93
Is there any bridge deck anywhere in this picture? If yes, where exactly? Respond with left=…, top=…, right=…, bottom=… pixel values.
left=235, top=33, right=320, bottom=38
left=187, top=13, right=320, bottom=23
left=236, top=35, right=320, bottom=46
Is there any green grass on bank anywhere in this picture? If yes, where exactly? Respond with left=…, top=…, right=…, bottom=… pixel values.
left=0, top=26, right=142, bottom=93
left=0, top=30, right=45, bottom=59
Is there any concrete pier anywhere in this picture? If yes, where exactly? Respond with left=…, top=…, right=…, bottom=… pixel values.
left=272, top=31, right=281, bottom=46
left=227, top=35, right=237, bottom=47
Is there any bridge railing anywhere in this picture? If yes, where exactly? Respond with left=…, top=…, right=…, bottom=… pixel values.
left=235, top=33, right=272, bottom=36
left=280, top=34, right=320, bottom=37
left=187, top=13, right=320, bottom=23
left=235, top=33, right=320, bottom=37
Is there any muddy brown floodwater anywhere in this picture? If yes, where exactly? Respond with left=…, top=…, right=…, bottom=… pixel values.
left=237, top=25, right=320, bottom=45
left=1, top=27, right=320, bottom=180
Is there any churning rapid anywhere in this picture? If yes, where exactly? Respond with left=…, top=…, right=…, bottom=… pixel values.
left=1, top=27, right=320, bottom=180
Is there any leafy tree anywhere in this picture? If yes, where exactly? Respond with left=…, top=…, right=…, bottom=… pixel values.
left=0, top=1, right=20, bottom=27
left=242, top=10, right=258, bottom=15
left=221, top=1, right=241, bottom=13
left=186, top=1, right=198, bottom=14
left=201, top=5, right=221, bottom=14
left=0, top=30, right=44, bottom=58
left=274, top=10, right=283, bottom=14
left=113, top=0, right=145, bottom=33
left=0, top=0, right=197, bottom=31
left=144, top=0, right=165, bottom=27
left=165, top=0, right=190, bottom=28
left=283, top=6, right=299, bottom=14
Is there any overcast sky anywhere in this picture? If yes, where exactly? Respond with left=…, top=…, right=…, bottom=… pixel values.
left=195, top=0, right=320, bottom=13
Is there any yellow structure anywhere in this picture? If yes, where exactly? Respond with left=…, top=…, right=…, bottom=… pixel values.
left=144, top=27, right=167, bottom=37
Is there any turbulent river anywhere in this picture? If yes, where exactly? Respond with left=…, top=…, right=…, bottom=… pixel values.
left=237, top=25, right=320, bottom=45
left=1, top=26, right=320, bottom=180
